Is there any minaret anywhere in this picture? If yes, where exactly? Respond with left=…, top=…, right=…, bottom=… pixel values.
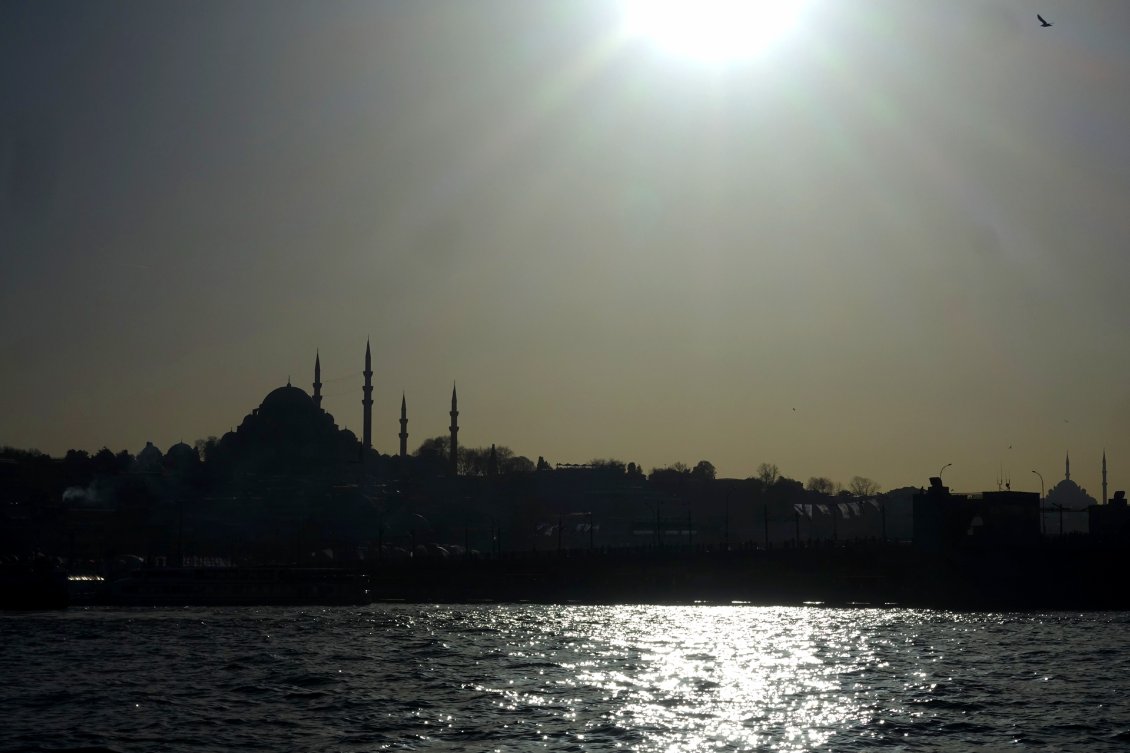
left=362, top=340, right=373, bottom=451
left=1103, top=450, right=1108, bottom=504
left=1065, top=451, right=1071, bottom=481
left=449, top=383, right=459, bottom=476
left=312, top=351, right=323, bottom=410
left=399, top=392, right=408, bottom=460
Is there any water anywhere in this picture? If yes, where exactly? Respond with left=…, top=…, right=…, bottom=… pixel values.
left=3, top=606, right=1129, bottom=751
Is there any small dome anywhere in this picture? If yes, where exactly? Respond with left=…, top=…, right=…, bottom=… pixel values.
left=166, top=441, right=196, bottom=458
left=164, top=441, right=200, bottom=470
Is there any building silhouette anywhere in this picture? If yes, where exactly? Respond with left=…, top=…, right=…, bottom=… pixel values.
left=312, top=351, right=323, bottom=410
left=1044, top=451, right=1098, bottom=535
left=399, top=393, right=409, bottom=460
left=1103, top=450, right=1108, bottom=509
left=208, top=344, right=459, bottom=477
left=450, top=384, right=459, bottom=477
left=362, top=340, right=373, bottom=452
left=215, top=379, right=359, bottom=474
left=913, top=477, right=1040, bottom=552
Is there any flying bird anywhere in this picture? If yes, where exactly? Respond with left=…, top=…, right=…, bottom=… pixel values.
left=1037, top=14, right=1052, bottom=27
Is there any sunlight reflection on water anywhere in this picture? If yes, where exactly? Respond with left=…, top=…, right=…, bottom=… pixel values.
left=528, top=606, right=862, bottom=751
left=4, top=606, right=1130, bottom=751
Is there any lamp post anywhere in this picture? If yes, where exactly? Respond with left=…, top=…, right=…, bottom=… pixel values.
left=938, top=463, right=952, bottom=478
left=1032, top=470, right=1045, bottom=535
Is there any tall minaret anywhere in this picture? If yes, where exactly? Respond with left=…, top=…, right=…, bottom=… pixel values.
left=362, top=340, right=373, bottom=451
left=1103, top=450, right=1108, bottom=504
left=449, top=383, right=459, bottom=476
left=312, top=351, right=323, bottom=410
left=399, top=392, right=408, bottom=460
left=1065, top=451, right=1071, bottom=481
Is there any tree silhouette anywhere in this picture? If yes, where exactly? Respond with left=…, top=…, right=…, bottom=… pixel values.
left=504, top=455, right=535, bottom=474
left=767, top=476, right=805, bottom=504
left=848, top=476, right=881, bottom=497
left=806, top=476, right=835, bottom=495
left=194, top=436, right=219, bottom=462
left=589, top=458, right=627, bottom=473
left=691, top=460, right=716, bottom=481
left=756, top=463, right=780, bottom=487
left=415, top=436, right=450, bottom=459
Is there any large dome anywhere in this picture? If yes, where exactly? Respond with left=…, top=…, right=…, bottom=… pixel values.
left=1046, top=478, right=1097, bottom=510
left=215, top=381, right=360, bottom=474
left=259, top=384, right=315, bottom=415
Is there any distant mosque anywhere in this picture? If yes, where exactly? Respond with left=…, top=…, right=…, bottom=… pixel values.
left=214, top=341, right=460, bottom=475
left=1045, top=451, right=1109, bottom=509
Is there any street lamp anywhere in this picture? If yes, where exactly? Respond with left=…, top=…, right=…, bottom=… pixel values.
left=1031, top=470, right=1044, bottom=498
left=938, top=463, right=952, bottom=478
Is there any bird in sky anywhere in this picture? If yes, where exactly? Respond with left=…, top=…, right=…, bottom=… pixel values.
left=1038, top=14, right=1053, bottom=27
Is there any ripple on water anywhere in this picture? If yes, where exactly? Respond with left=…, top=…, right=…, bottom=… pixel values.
left=4, top=607, right=1130, bottom=751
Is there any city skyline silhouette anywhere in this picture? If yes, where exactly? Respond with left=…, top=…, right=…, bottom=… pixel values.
left=3, top=1, right=1128, bottom=495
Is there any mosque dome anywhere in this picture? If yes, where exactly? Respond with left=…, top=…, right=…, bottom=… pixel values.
left=165, top=441, right=197, bottom=460
left=259, top=383, right=315, bottom=414
left=218, top=381, right=357, bottom=474
left=1046, top=479, right=1096, bottom=510
left=164, top=441, right=200, bottom=472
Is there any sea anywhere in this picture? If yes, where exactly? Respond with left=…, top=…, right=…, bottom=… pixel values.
left=2, top=605, right=1129, bottom=752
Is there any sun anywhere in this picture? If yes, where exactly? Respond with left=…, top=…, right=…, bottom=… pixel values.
left=620, top=0, right=809, bottom=63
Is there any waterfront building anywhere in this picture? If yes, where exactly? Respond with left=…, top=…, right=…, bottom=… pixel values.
left=1089, top=490, right=1130, bottom=542
left=913, top=478, right=1040, bottom=551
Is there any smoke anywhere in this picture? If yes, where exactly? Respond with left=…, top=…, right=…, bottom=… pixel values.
left=62, top=484, right=100, bottom=506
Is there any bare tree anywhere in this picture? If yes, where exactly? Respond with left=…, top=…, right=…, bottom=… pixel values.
left=756, top=463, right=779, bottom=487
left=194, top=436, right=219, bottom=462
left=806, top=476, right=835, bottom=495
left=848, top=476, right=881, bottom=497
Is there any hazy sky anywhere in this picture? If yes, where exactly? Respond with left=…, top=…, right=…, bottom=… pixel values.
left=3, top=1, right=1128, bottom=495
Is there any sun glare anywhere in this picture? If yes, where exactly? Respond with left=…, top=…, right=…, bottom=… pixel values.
left=620, top=0, right=809, bottom=63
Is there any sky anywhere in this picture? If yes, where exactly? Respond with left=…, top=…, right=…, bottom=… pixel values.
left=3, top=0, right=1129, bottom=495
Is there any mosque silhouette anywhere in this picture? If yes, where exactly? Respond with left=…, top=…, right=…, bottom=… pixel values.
left=213, top=341, right=459, bottom=476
